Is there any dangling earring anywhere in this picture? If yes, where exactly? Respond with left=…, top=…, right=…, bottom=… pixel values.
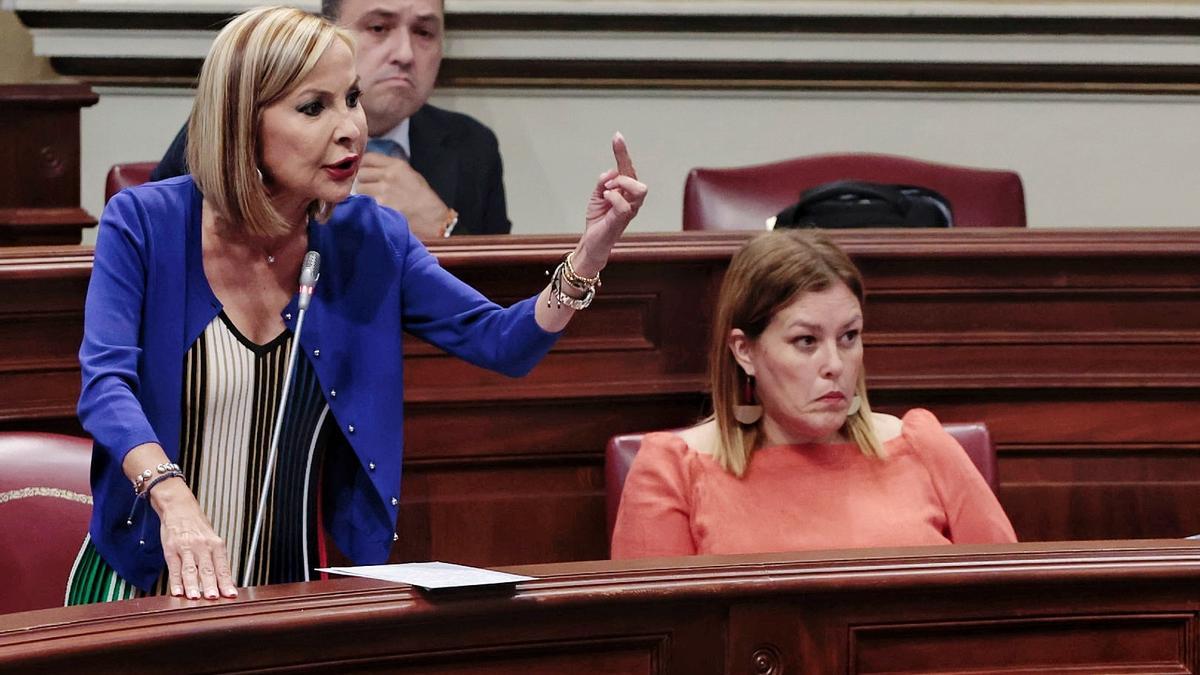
left=734, top=374, right=763, bottom=425
left=847, top=395, right=862, bottom=416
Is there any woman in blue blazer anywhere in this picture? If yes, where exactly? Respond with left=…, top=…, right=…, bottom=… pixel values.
left=71, top=6, right=646, bottom=604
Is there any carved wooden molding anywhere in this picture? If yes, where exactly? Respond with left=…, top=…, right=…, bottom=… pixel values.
left=15, top=2, right=1200, bottom=93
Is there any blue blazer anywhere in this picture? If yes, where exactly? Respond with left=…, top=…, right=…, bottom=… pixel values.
left=79, top=176, right=557, bottom=590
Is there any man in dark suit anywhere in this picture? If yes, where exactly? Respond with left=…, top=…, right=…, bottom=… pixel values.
left=151, top=0, right=509, bottom=238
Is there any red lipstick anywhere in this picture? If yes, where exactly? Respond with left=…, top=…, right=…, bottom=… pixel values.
left=324, top=155, right=359, bottom=181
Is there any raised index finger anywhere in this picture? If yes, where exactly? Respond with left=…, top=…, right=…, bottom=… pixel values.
left=612, top=132, right=637, bottom=180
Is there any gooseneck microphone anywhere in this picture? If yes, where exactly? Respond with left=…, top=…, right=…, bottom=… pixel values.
left=243, top=251, right=321, bottom=587
left=297, top=251, right=320, bottom=310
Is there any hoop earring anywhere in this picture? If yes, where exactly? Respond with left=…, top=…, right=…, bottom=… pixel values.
left=734, top=374, right=763, bottom=425
left=255, top=167, right=265, bottom=184
left=847, top=395, right=862, bottom=416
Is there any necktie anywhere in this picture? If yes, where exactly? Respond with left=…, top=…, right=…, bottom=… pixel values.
left=365, top=137, right=408, bottom=161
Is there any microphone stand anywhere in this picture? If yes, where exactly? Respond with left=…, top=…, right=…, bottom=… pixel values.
left=243, top=251, right=320, bottom=587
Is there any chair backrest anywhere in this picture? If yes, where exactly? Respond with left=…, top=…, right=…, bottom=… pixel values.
left=104, top=162, right=157, bottom=204
left=0, top=432, right=93, bottom=614
left=682, top=153, right=1026, bottom=231
left=939, top=422, right=998, bottom=494
left=604, top=421, right=998, bottom=542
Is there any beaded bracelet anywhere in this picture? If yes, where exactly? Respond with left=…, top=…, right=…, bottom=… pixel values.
left=138, top=470, right=186, bottom=500
left=549, top=263, right=595, bottom=310
left=545, top=252, right=600, bottom=310
left=562, top=251, right=601, bottom=290
left=132, top=462, right=182, bottom=495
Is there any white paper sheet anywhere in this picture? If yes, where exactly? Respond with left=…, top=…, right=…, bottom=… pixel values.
left=317, top=561, right=534, bottom=590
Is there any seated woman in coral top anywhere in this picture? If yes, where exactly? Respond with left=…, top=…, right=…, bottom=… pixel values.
left=610, top=229, right=1016, bottom=559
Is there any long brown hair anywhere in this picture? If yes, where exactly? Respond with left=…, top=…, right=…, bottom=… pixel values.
left=709, top=229, right=883, bottom=476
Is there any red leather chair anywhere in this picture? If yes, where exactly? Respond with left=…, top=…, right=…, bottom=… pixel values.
left=683, top=153, right=1026, bottom=231
left=0, top=432, right=93, bottom=614
left=605, top=422, right=998, bottom=542
left=104, top=162, right=157, bottom=204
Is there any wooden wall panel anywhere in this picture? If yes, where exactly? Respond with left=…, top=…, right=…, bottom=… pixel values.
left=3, top=230, right=1200, bottom=567
left=398, top=462, right=606, bottom=565
left=1002, top=450, right=1200, bottom=541
left=315, top=639, right=666, bottom=675
left=879, top=391, right=1200, bottom=542
left=851, top=615, right=1194, bottom=674
left=401, top=260, right=714, bottom=400
left=397, top=395, right=706, bottom=564
left=0, top=247, right=89, bottom=429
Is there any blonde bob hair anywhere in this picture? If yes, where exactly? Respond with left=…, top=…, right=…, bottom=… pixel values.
left=188, top=6, right=354, bottom=239
left=709, top=229, right=883, bottom=477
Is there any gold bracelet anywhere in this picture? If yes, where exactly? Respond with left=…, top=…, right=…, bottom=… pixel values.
left=547, top=262, right=595, bottom=310
left=562, top=251, right=601, bottom=290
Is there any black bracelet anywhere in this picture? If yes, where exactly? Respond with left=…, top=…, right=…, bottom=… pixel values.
left=138, top=470, right=186, bottom=500
left=132, top=461, right=182, bottom=494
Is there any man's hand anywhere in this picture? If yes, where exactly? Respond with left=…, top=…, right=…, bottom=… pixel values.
left=356, top=153, right=452, bottom=240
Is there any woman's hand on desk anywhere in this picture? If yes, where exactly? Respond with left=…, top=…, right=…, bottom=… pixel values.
left=149, top=478, right=238, bottom=600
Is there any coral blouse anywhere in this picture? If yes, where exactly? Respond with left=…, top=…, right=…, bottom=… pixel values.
left=611, top=409, right=1016, bottom=559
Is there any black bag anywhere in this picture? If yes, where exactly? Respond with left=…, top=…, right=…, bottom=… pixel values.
left=771, top=180, right=953, bottom=229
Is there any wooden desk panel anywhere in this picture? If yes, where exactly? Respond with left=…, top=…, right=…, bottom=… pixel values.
left=2, top=542, right=1198, bottom=674
left=2, top=230, right=1199, bottom=566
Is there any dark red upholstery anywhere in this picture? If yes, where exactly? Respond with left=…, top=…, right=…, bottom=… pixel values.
left=941, top=422, right=998, bottom=496
left=104, top=162, right=157, bottom=204
left=0, top=432, right=92, bottom=614
left=605, top=422, right=998, bottom=542
left=682, top=153, right=1026, bottom=231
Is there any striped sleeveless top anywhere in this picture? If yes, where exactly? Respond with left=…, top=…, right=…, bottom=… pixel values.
left=67, top=312, right=345, bottom=603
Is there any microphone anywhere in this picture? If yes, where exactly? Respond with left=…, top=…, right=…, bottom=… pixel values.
left=298, top=250, right=320, bottom=310
left=243, top=251, right=321, bottom=587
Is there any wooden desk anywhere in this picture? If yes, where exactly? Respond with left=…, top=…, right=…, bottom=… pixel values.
left=3, top=541, right=1199, bottom=674
left=2, top=230, right=1199, bottom=565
